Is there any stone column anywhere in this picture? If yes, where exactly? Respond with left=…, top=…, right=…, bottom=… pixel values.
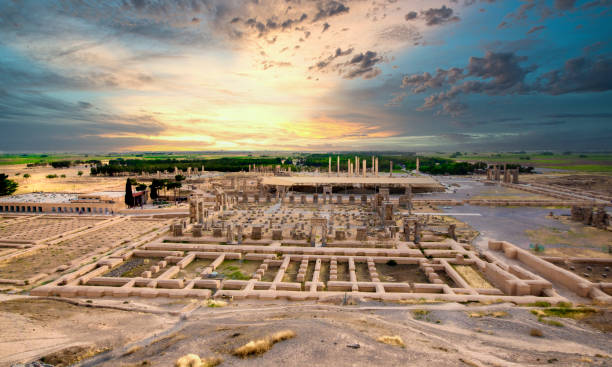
left=355, top=156, right=359, bottom=176
left=328, top=156, right=331, bottom=175
left=197, top=201, right=204, bottom=223
left=337, top=156, right=340, bottom=176
left=390, top=161, right=393, bottom=177
left=372, top=156, right=375, bottom=174
left=416, top=157, right=420, bottom=173
left=448, top=224, right=456, bottom=241
left=375, top=158, right=379, bottom=176
left=362, top=159, right=366, bottom=178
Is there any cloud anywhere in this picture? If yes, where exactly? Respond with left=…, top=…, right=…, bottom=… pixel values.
left=421, top=5, right=460, bottom=26
left=405, top=11, right=418, bottom=20
left=399, top=50, right=612, bottom=115
left=399, top=51, right=537, bottom=114
left=555, top=0, right=577, bottom=10
left=404, top=6, right=460, bottom=26
left=526, top=25, right=546, bottom=34
left=536, top=55, right=612, bottom=94
left=308, top=47, right=354, bottom=71
left=543, top=112, right=612, bottom=118
left=341, top=51, right=384, bottom=79
left=312, top=1, right=350, bottom=22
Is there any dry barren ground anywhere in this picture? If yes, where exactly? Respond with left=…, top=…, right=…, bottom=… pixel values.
left=1, top=297, right=610, bottom=367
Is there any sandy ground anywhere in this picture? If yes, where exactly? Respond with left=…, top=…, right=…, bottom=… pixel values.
left=0, top=297, right=174, bottom=366
left=1, top=297, right=610, bottom=367
left=521, top=174, right=612, bottom=196
left=1, top=164, right=124, bottom=194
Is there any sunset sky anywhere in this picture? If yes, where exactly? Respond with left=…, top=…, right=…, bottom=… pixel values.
left=1, top=0, right=611, bottom=152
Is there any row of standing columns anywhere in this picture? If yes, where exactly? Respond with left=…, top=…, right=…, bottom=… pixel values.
left=328, top=156, right=381, bottom=176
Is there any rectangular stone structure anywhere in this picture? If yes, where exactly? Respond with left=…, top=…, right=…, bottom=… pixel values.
left=251, top=225, right=263, bottom=240
left=272, top=229, right=283, bottom=240
left=356, top=227, right=367, bottom=241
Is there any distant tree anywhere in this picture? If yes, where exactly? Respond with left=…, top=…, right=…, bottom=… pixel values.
left=60, top=174, right=66, bottom=178
left=77, top=170, right=83, bottom=176
left=46, top=174, right=58, bottom=179
left=23, top=173, right=31, bottom=179
left=166, top=181, right=182, bottom=203
left=51, top=160, right=71, bottom=168
left=175, top=174, right=186, bottom=182
left=0, top=174, right=18, bottom=196
left=149, top=179, right=165, bottom=200
left=125, top=178, right=134, bottom=208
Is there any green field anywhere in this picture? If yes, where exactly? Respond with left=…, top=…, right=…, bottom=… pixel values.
left=435, top=152, right=612, bottom=174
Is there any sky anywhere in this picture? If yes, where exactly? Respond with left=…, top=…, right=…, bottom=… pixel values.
left=0, top=0, right=611, bottom=152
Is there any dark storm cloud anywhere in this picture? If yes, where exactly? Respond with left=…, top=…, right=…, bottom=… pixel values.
left=536, top=56, right=612, bottom=94
left=400, top=51, right=537, bottom=114
left=399, top=51, right=612, bottom=115
left=0, top=88, right=165, bottom=136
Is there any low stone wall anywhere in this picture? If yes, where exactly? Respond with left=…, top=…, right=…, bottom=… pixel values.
left=488, top=240, right=612, bottom=304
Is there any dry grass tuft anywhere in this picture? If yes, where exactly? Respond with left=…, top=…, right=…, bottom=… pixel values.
left=175, top=354, right=222, bottom=367
left=377, top=335, right=405, bottom=347
left=468, top=311, right=508, bottom=318
left=233, top=329, right=296, bottom=358
left=122, top=345, right=143, bottom=356
left=529, top=328, right=543, bottom=337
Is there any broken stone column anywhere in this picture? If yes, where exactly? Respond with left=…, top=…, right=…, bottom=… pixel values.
left=172, top=223, right=183, bottom=237
left=197, top=201, right=204, bottom=224
left=448, top=224, right=457, bottom=241
left=512, top=169, right=519, bottom=184
left=361, top=195, right=367, bottom=204
left=403, top=221, right=411, bottom=241
left=192, top=224, right=203, bottom=237
left=189, top=199, right=197, bottom=223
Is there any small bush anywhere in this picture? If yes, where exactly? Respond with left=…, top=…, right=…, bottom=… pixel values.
left=530, top=328, right=543, bottom=337
left=207, top=300, right=227, bottom=308
left=46, top=174, right=58, bottom=179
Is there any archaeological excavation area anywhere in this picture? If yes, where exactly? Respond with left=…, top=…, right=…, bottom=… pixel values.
left=6, top=184, right=606, bottom=306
